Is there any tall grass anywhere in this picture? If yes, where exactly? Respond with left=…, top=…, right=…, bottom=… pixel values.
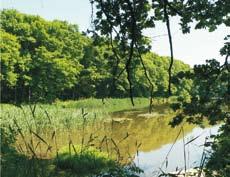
left=1, top=97, right=184, bottom=177
left=1, top=98, right=149, bottom=176
left=1, top=98, right=150, bottom=132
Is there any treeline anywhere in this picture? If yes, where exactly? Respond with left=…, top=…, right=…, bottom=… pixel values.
left=0, top=10, right=192, bottom=103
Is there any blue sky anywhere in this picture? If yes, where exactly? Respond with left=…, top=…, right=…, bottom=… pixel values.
left=1, top=0, right=229, bottom=66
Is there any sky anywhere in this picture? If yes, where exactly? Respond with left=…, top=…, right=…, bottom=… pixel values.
left=1, top=0, right=229, bottom=66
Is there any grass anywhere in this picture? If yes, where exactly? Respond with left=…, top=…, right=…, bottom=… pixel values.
left=1, top=98, right=150, bottom=132
left=1, top=148, right=141, bottom=177
left=0, top=97, right=175, bottom=177
left=55, top=145, right=115, bottom=175
left=1, top=98, right=151, bottom=176
left=55, top=97, right=149, bottom=110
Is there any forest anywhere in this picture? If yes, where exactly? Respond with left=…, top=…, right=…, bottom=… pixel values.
left=1, top=0, right=229, bottom=177
left=1, top=9, right=191, bottom=103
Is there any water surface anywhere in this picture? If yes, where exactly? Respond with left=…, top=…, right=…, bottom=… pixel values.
left=16, top=105, right=220, bottom=175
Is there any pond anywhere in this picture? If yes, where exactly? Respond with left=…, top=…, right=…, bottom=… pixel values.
left=16, top=105, right=220, bottom=176
left=135, top=125, right=219, bottom=176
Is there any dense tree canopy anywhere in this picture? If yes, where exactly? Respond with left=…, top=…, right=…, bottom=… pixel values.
left=1, top=10, right=86, bottom=102
left=1, top=29, right=21, bottom=87
left=0, top=9, right=191, bottom=103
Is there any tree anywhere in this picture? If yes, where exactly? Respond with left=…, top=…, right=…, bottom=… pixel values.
left=0, top=9, right=86, bottom=102
left=30, top=46, right=80, bottom=101
left=91, top=0, right=154, bottom=106
left=91, top=0, right=229, bottom=98
left=0, top=30, right=20, bottom=87
left=0, top=30, right=28, bottom=102
left=91, top=0, right=229, bottom=175
left=134, top=52, right=191, bottom=97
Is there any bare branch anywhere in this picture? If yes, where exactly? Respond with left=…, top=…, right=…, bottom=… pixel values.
left=135, top=42, right=154, bottom=113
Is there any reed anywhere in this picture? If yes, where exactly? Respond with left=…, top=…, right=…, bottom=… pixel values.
left=1, top=98, right=148, bottom=177
left=1, top=98, right=150, bottom=132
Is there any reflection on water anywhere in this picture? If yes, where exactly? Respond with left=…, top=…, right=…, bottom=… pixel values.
left=135, top=125, right=220, bottom=177
left=16, top=105, right=220, bottom=175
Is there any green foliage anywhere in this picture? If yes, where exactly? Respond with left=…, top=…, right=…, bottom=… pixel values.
left=92, top=0, right=155, bottom=103
left=0, top=126, right=17, bottom=154
left=152, top=0, right=229, bottom=33
left=1, top=9, right=191, bottom=103
left=0, top=30, right=27, bottom=102
left=135, top=52, right=191, bottom=97
left=1, top=1, right=229, bottom=176
left=76, top=38, right=114, bottom=98
left=171, top=59, right=229, bottom=125
left=206, top=122, right=230, bottom=177
left=97, top=164, right=143, bottom=177
left=0, top=30, right=20, bottom=86
left=56, top=145, right=115, bottom=175
left=91, top=0, right=229, bottom=102
left=1, top=9, right=85, bottom=102
left=31, top=46, right=80, bottom=101
left=170, top=58, right=229, bottom=176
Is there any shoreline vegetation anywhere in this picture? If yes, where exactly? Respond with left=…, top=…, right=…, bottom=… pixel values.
left=2, top=97, right=210, bottom=177
left=1, top=97, right=177, bottom=131
left=1, top=97, right=177, bottom=177
left=1, top=99, right=223, bottom=177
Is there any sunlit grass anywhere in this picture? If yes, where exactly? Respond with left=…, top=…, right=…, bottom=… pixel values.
left=55, top=145, right=115, bottom=175
left=1, top=97, right=208, bottom=177
left=1, top=98, right=150, bottom=132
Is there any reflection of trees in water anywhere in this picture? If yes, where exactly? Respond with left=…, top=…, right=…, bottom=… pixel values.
left=108, top=115, right=195, bottom=155
left=108, top=105, right=195, bottom=153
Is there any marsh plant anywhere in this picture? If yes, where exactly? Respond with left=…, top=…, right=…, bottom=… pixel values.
left=1, top=100, right=146, bottom=177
